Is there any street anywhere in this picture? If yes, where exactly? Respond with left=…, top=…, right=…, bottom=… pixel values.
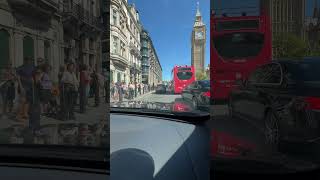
left=134, top=92, right=181, bottom=104
left=209, top=105, right=320, bottom=170
left=0, top=97, right=108, bottom=146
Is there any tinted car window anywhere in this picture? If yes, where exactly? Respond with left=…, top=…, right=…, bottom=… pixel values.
left=285, top=61, right=320, bottom=82
left=199, top=80, right=210, bottom=88
left=248, top=63, right=282, bottom=84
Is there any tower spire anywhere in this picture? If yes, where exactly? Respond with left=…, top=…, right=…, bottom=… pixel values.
left=196, top=1, right=201, bottom=16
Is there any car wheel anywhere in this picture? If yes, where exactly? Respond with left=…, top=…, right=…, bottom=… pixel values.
left=192, top=97, right=198, bottom=110
left=264, top=110, right=280, bottom=152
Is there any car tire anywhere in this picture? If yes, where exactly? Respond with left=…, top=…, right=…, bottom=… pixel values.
left=192, top=97, right=198, bottom=110
left=264, top=110, right=280, bottom=153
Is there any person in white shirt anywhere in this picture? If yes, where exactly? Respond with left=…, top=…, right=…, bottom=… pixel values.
left=61, top=62, right=78, bottom=120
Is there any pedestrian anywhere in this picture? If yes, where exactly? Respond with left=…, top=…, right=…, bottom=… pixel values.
left=118, top=82, right=123, bottom=102
left=0, top=63, right=16, bottom=119
left=40, top=64, right=52, bottom=115
left=61, top=62, right=78, bottom=120
left=16, top=57, right=35, bottom=123
left=110, top=81, right=115, bottom=101
left=29, top=67, right=42, bottom=132
left=79, top=64, right=90, bottom=112
left=138, top=84, right=141, bottom=96
left=58, top=65, right=65, bottom=119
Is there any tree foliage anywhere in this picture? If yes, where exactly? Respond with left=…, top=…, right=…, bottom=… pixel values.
left=273, top=33, right=308, bottom=58
left=196, top=71, right=208, bottom=80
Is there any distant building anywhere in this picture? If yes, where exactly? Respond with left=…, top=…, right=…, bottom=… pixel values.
left=191, top=2, right=206, bottom=77
left=205, top=64, right=210, bottom=79
left=305, top=0, right=320, bottom=51
left=260, top=0, right=306, bottom=57
left=140, top=29, right=162, bottom=86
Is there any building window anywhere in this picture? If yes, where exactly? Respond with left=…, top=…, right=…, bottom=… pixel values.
left=117, top=72, right=121, bottom=83
left=23, top=36, right=34, bottom=61
left=112, top=36, right=119, bottom=54
left=0, top=29, right=10, bottom=69
left=112, top=9, right=118, bottom=26
left=120, top=41, right=125, bottom=57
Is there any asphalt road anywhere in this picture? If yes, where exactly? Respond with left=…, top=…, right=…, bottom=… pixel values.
left=134, top=92, right=181, bottom=104
left=209, top=104, right=320, bottom=170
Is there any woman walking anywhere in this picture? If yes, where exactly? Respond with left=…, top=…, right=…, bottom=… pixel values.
left=40, top=64, right=52, bottom=115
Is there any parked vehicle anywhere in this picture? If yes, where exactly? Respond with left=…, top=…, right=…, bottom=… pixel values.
left=182, top=80, right=210, bottom=110
left=156, top=84, right=166, bottom=94
left=229, top=58, right=320, bottom=151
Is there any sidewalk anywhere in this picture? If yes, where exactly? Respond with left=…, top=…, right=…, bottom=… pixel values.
left=0, top=97, right=107, bottom=129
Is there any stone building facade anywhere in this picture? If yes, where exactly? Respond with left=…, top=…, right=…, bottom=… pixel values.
left=140, top=29, right=162, bottom=87
left=0, top=0, right=103, bottom=82
left=110, top=0, right=141, bottom=85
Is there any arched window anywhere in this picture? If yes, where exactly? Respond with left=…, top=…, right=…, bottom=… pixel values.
left=0, top=29, right=10, bottom=69
left=23, top=36, right=34, bottom=61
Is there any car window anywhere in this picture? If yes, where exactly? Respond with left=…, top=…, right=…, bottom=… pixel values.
left=248, top=63, right=282, bottom=85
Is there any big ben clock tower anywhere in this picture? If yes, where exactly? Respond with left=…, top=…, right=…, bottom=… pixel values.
left=191, top=2, right=206, bottom=77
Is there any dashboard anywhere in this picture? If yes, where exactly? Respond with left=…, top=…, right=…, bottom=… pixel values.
left=0, top=166, right=108, bottom=179
left=110, top=113, right=210, bottom=180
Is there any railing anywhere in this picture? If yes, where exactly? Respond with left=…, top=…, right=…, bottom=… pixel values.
left=63, top=1, right=103, bottom=29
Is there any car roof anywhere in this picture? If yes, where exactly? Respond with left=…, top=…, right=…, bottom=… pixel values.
left=274, top=57, right=320, bottom=65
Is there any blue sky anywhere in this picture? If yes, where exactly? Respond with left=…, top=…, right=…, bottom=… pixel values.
left=211, top=0, right=316, bottom=16
left=129, top=0, right=210, bottom=81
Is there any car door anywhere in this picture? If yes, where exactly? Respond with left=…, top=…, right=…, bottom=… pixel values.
left=192, top=82, right=202, bottom=103
left=245, top=63, right=283, bottom=128
left=231, top=68, right=261, bottom=118
left=182, top=83, right=193, bottom=101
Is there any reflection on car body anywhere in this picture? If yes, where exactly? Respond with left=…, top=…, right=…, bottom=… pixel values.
left=229, top=58, right=320, bottom=152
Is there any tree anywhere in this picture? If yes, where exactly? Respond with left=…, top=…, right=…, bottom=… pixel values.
left=273, top=33, right=308, bottom=58
left=196, top=71, right=208, bottom=80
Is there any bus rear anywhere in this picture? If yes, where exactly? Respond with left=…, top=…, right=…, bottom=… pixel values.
left=172, top=66, right=195, bottom=94
left=210, top=8, right=272, bottom=104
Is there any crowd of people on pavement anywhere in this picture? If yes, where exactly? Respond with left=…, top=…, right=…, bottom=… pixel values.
left=110, top=81, right=155, bottom=102
left=0, top=57, right=107, bottom=132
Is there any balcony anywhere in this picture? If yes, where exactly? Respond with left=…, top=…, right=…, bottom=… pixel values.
left=63, top=1, right=103, bottom=30
left=130, top=42, right=141, bottom=57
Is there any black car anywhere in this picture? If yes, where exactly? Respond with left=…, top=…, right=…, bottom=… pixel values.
left=229, top=58, right=320, bottom=151
left=182, top=80, right=210, bottom=110
left=156, top=84, right=166, bottom=94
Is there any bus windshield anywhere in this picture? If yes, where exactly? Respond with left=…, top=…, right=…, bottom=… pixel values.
left=214, top=32, right=264, bottom=59
left=177, top=71, right=193, bottom=80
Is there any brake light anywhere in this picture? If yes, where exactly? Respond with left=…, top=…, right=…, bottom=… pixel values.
left=202, top=91, right=210, bottom=97
left=304, top=97, right=320, bottom=110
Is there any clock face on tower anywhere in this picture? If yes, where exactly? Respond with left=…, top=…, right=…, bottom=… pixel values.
left=195, top=31, right=204, bottom=40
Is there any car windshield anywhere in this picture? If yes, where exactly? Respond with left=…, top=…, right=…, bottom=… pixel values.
left=214, top=32, right=264, bottom=59
left=0, top=0, right=107, bottom=164
left=110, top=0, right=210, bottom=116
left=199, top=80, right=210, bottom=88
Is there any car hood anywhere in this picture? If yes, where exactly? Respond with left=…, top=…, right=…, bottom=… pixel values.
left=110, top=114, right=209, bottom=180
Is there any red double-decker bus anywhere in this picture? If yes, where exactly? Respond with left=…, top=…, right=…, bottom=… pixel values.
left=210, top=7, right=272, bottom=104
left=170, top=65, right=195, bottom=94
